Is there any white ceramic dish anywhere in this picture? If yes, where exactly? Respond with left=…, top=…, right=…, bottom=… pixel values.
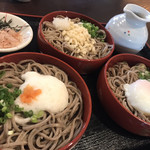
left=0, top=12, right=33, bottom=53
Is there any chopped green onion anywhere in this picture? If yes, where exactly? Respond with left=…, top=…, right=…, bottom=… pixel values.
left=0, top=117, right=6, bottom=124
left=0, top=92, right=5, bottom=99
left=139, top=70, right=150, bottom=80
left=0, top=83, right=45, bottom=125
left=0, top=86, right=21, bottom=124
left=14, top=105, right=24, bottom=112
left=37, top=110, right=44, bottom=118
left=30, top=111, right=44, bottom=123
left=6, top=83, right=13, bottom=89
left=13, top=88, right=21, bottom=98
left=2, top=106, right=7, bottom=112
left=23, top=110, right=33, bottom=118
left=6, top=113, right=12, bottom=119
left=31, top=115, right=38, bottom=123
left=82, top=20, right=106, bottom=41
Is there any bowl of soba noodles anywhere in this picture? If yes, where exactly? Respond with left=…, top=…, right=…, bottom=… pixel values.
left=37, top=11, right=114, bottom=74
left=97, top=53, right=150, bottom=136
left=0, top=12, right=33, bottom=53
left=0, top=52, right=92, bottom=150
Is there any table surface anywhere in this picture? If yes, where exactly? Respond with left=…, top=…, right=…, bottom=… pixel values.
left=1, top=0, right=150, bottom=45
left=0, top=0, right=150, bottom=150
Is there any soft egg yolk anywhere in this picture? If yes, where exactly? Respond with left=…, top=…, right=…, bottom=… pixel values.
left=20, top=84, right=42, bottom=104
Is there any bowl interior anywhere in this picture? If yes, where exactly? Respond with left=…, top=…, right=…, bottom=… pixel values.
left=106, top=54, right=150, bottom=69
left=0, top=52, right=92, bottom=149
left=0, top=12, right=33, bottom=52
left=97, top=53, right=150, bottom=136
left=105, top=54, right=150, bottom=121
left=39, top=11, right=114, bottom=61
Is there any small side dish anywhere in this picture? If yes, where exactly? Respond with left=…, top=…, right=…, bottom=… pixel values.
left=0, top=16, right=23, bottom=49
left=0, top=12, right=33, bottom=53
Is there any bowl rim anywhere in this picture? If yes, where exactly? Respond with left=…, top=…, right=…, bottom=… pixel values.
left=0, top=51, right=92, bottom=149
left=0, top=12, right=33, bottom=53
left=39, top=10, right=115, bottom=62
left=103, top=53, right=150, bottom=125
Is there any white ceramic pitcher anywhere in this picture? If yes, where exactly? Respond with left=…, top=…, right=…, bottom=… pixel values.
left=106, top=3, right=150, bottom=54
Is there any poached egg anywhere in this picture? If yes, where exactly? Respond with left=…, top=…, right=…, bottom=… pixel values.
left=124, top=79, right=150, bottom=115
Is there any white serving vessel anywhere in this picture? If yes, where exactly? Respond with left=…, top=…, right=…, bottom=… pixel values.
left=0, top=12, right=33, bottom=53
left=106, top=3, right=150, bottom=54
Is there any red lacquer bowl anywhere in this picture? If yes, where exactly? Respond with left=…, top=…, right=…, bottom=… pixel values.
left=37, top=11, right=115, bottom=74
left=97, top=53, right=150, bottom=136
left=0, top=52, right=92, bottom=149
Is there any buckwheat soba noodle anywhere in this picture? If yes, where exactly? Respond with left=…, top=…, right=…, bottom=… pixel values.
left=42, top=15, right=113, bottom=59
left=0, top=60, right=83, bottom=150
left=107, top=61, right=150, bottom=123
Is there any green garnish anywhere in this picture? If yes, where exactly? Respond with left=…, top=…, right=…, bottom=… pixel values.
left=139, top=70, right=150, bottom=80
left=31, top=111, right=44, bottom=123
left=6, top=83, right=13, bottom=89
left=0, top=16, right=29, bottom=32
left=14, top=105, right=24, bottom=112
left=36, top=110, right=44, bottom=118
left=31, top=115, right=38, bottom=123
left=23, top=110, right=33, bottom=118
left=0, top=86, right=21, bottom=124
left=0, top=17, right=12, bottom=30
left=6, top=113, right=12, bottom=118
left=82, top=20, right=106, bottom=41
left=14, top=106, right=43, bottom=123
left=2, top=106, right=7, bottom=112
left=0, top=83, right=44, bottom=124
left=13, top=88, right=21, bottom=98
